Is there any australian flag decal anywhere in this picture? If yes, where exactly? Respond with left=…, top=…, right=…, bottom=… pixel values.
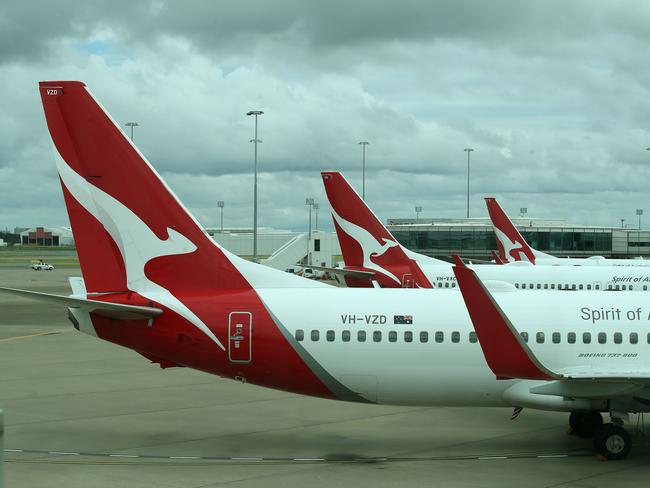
left=394, top=315, right=413, bottom=324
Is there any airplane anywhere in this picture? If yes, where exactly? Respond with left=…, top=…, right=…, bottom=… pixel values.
left=485, top=197, right=650, bottom=267
left=452, top=256, right=649, bottom=460
left=1, top=81, right=647, bottom=461
left=321, top=171, right=650, bottom=291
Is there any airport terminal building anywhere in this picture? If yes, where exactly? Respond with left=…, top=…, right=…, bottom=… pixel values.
left=387, top=217, right=650, bottom=261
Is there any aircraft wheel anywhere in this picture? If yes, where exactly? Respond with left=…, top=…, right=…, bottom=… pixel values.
left=569, top=411, right=603, bottom=438
left=593, top=423, right=631, bottom=460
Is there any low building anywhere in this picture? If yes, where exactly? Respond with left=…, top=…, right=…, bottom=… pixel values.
left=20, top=227, right=74, bottom=246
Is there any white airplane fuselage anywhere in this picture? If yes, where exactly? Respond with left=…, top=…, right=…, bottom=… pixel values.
left=258, top=287, right=650, bottom=407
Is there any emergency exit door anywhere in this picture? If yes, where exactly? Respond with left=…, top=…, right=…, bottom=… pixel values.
left=228, top=312, right=252, bottom=364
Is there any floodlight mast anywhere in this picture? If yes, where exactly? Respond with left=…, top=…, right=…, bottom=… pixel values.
left=246, top=110, right=264, bottom=262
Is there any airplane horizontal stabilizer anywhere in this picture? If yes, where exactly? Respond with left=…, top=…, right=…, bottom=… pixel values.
left=0, top=287, right=163, bottom=321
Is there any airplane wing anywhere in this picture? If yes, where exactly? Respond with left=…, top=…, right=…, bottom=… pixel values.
left=0, top=287, right=162, bottom=320
left=303, top=264, right=376, bottom=280
left=450, top=257, right=650, bottom=384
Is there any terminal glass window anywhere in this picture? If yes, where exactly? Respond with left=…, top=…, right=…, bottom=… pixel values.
left=296, top=329, right=304, bottom=342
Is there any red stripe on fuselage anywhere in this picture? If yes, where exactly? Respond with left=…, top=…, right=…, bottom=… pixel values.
left=88, top=289, right=337, bottom=399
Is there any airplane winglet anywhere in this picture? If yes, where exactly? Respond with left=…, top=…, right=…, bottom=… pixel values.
left=451, top=255, right=558, bottom=381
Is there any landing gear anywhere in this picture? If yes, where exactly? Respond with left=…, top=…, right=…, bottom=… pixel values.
left=569, top=411, right=603, bottom=438
left=593, top=423, right=631, bottom=461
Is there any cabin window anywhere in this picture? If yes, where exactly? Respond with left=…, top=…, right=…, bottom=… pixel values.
left=583, top=332, right=591, bottom=344
left=598, top=332, right=606, bottom=344
left=615, top=285, right=620, bottom=290
left=544, top=284, right=549, bottom=290
left=357, top=330, right=366, bottom=342
left=595, top=284, right=600, bottom=290
left=342, top=330, right=351, bottom=342
left=451, top=331, right=460, bottom=343
left=311, top=330, right=320, bottom=341
left=469, top=331, right=477, bottom=343
left=445, top=282, right=450, bottom=288
left=622, top=285, right=627, bottom=291
left=452, top=283, right=456, bottom=288
left=404, top=331, right=413, bottom=343
left=644, top=285, right=648, bottom=291
left=420, top=331, right=429, bottom=343
left=552, top=332, right=561, bottom=344
left=521, top=332, right=529, bottom=343
left=647, top=332, right=650, bottom=344
left=537, top=284, right=541, bottom=289
left=579, top=284, right=583, bottom=290
left=571, top=284, right=576, bottom=290
left=614, top=332, right=622, bottom=344
left=326, top=330, right=335, bottom=342
left=521, top=283, right=526, bottom=289
left=536, top=332, right=545, bottom=344
left=296, top=329, right=304, bottom=341
left=587, top=284, right=592, bottom=290
left=630, top=332, right=638, bottom=344
left=567, top=332, right=576, bottom=344
left=373, top=331, right=382, bottom=342
left=389, top=331, right=397, bottom=342
left=551, top=284, right=555, bottom=289
left=530, top=283, right=534, bottom=289
left=515, top=283, right=519, bottom=288
left=629, top=285, right=634, bottom=291
left=435, top=331, right=444, bottom=343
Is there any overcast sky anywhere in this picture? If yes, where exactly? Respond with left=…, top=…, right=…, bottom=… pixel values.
left=1, top=0, right=650, bottom=233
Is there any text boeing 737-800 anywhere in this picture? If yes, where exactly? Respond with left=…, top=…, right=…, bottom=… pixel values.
left=1, top=81, right=649, bottom=460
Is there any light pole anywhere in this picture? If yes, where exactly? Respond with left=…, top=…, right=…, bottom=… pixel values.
left=359, top=141, right=369, bottom=200
left=415, top=205, right=422, bottom=222
left=125, top=122, right=139, bottom=142
left=306, top=198, right=314, bottom=265
left=217, top=201, right=224, bottom=232
left=247, top=110, right=264, bottom=262
left=637, top=209, right=643, bottom=230
left=464, top=148, right=474, bottom=218
left=313, top=203, right=319, bottom=231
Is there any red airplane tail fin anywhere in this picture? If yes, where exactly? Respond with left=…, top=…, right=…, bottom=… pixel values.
left=39, top=81, right=252, bottom=294
left=484, top=197, right=536, bottom=264
left=321, top=171, right=433, bottom=288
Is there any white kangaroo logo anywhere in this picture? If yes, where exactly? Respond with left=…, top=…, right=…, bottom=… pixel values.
left=330, top=209, right=401, bottom=284
left=493, top=226, right=533, bottom=263
left=55, top=151, right=226, bottom=351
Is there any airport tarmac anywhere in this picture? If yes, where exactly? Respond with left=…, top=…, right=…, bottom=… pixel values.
left=1, top=265, right=650, bottom=487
